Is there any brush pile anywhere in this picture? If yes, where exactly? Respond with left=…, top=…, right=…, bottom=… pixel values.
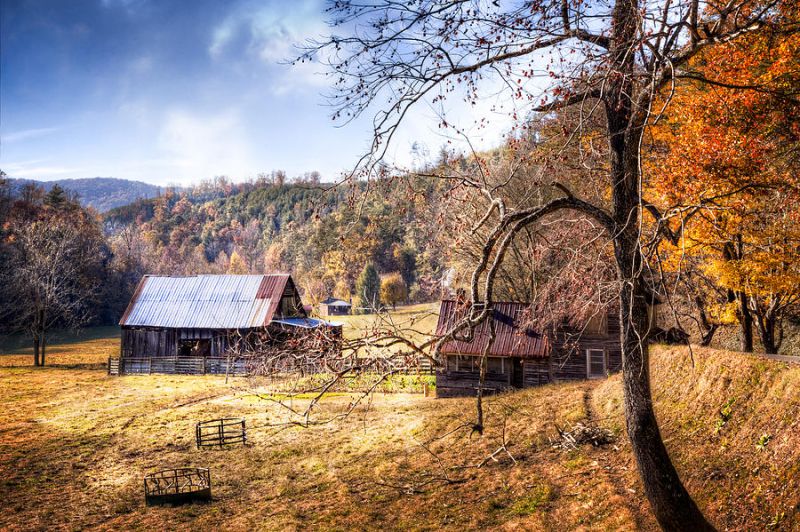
left=551, top=422, right=616, bottom=450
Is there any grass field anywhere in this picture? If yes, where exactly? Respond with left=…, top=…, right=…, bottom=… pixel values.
left=333, top=302, right=440, bottom=342
left=0, top=326, right=120, bottom=359
left=1, top=314, right=799, bottom=530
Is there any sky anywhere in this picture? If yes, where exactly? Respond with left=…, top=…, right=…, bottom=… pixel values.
left=0, top=0, right=517, bottom=186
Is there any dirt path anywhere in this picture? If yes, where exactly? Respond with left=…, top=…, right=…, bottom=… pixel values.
left=761, top=354, right=799, bottom=364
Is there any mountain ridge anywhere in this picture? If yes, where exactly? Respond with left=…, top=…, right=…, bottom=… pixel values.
left=7, top=177, right=165, bottom=212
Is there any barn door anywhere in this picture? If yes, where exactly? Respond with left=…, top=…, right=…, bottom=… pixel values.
left=586, top=349, right=606, bottom=378
left=511, top=358, right=524, bottom=388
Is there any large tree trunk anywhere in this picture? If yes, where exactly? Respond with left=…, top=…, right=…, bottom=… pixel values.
left=617, top=273, right=713, bottom=530
left=32, top=333, right=40, bottom=367
left=737, top=291, right=754, bottom=353
left=754, top=307, right=780, bottom=355
left=695, top=296, right=719, bottom=347
left=606, top=1, right=712, bottom=523
left=723, top=240, right=754, bottom=353
left=613, top=193, right=712, bottom=529
left=699, top=324, right=719, bottom=347
left=40, top=331, right=47, bottom=366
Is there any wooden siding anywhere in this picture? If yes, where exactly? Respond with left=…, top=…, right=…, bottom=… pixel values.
left=320, top=304, right=350, bottom=316
left=549, top=308, right=622, bottom=380
left=436, top=355, right=551, bottom=398
left=121, top=327, right=233, bottom=358
left=435, top=308, right=623, bottom=396
left=436, top=368, right=510, bottom=398
left=523, top=357, right=551, bottom=387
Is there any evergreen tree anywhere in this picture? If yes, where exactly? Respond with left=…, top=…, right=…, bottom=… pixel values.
left=355, top=262, right=380, bottom=312
left=44, top=184, right=68, bottom=209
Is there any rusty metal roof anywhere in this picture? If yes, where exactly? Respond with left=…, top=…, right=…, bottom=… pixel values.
left=119, top=274, right=291, bottom=329
left=435, top=300, right=550, bottom=358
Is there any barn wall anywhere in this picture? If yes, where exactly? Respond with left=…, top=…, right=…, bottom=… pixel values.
left=122, top=327, right=240, bottom=358
left=522, top=357, right=550, bottom=387
left=435, top=369, right=510, bottom=398
left=549, top=308, right=622, bottom=380
left=436, top=355, right=552, bottom=397
left=121, top=327, right=178, bottom=358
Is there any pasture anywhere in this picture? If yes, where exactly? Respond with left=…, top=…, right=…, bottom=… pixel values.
left=1, top=315, right=799, bottom=530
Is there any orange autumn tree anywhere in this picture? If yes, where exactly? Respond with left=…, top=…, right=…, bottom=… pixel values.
left=647, top=18, right=800, bottom=353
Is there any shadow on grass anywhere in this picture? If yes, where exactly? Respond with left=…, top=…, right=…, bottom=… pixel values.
left=0, top=362, right=109, bottom=371
left=0, top=326, right=120, bottom=355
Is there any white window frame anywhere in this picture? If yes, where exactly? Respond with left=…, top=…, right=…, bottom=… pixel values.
left=586, top=348, right=607, bottom=379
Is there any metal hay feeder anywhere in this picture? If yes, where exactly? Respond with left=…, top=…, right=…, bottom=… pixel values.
left=144, top=467, right=211, bottom=506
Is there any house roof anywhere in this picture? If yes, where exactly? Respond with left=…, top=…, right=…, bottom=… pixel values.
left=435, top=300, right=550, bottom=358
left=320, top=298, right=351, bottom=306
left=119, top=274, right=293, bottom=329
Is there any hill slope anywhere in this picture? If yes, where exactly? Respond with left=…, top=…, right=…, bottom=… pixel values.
left=9, top=177, right=163, bottom=212
left=0, top=344, right=797, bottom=530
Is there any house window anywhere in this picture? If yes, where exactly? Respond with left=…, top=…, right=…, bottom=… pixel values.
left=586, top=349, right=606, bottom=378
left=453, top=355, right=468, bottom=371
left=487, top=357, right=505, bottom=374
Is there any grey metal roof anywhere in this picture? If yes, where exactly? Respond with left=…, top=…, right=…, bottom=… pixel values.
left=321, top=298, right=351, bottom=306
left=120, top=274, right=290, bottom=329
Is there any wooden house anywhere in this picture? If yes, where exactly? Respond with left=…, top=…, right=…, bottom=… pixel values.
left=434, top=300, right=627, bottom=398
left=319, top=297, right=352, bottom=316
left=113, top=274, right=340, bottom=375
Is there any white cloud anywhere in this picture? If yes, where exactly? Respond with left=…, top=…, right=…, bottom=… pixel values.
left=3, top=162, right=84, bottom=179
left=2, top=127, right=60, bottom=143
left=157, top=108, right=255, bottom=183
left=208, top=0, right=328, bottom=93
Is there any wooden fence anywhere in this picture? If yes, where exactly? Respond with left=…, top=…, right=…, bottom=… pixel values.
left=108, top=356, right=247, bottom=376
left=108, top=354, right=434, bottom=377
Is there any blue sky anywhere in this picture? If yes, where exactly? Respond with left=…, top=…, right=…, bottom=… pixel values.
left=1, top=0, right=516, bottom=185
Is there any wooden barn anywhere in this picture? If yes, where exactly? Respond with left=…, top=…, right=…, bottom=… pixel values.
left=319, top=297, right=352, bottom=316
left=112, top=274, right=340, bottom=375
left=434, top=300, right=627, bottom=398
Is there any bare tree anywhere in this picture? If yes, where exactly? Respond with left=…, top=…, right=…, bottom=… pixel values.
left=300, top=1, right=794, bottom=528
left=0, top=214, right=103, bottom=366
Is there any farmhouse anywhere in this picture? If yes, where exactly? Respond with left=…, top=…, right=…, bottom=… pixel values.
left=434, top=300, right=629, bottom=398
left=112, top=274, right=340, bottom=375
left=319, top=297, right=352, bottom=316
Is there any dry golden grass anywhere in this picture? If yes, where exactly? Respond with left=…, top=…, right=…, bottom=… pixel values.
left=0, top=327, right=120, bottom=368
left=0, top=330, right=798, bottom=531
left=334, top=303, right=440, bottom=343
left=594, top=346, right=800, bottom=531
